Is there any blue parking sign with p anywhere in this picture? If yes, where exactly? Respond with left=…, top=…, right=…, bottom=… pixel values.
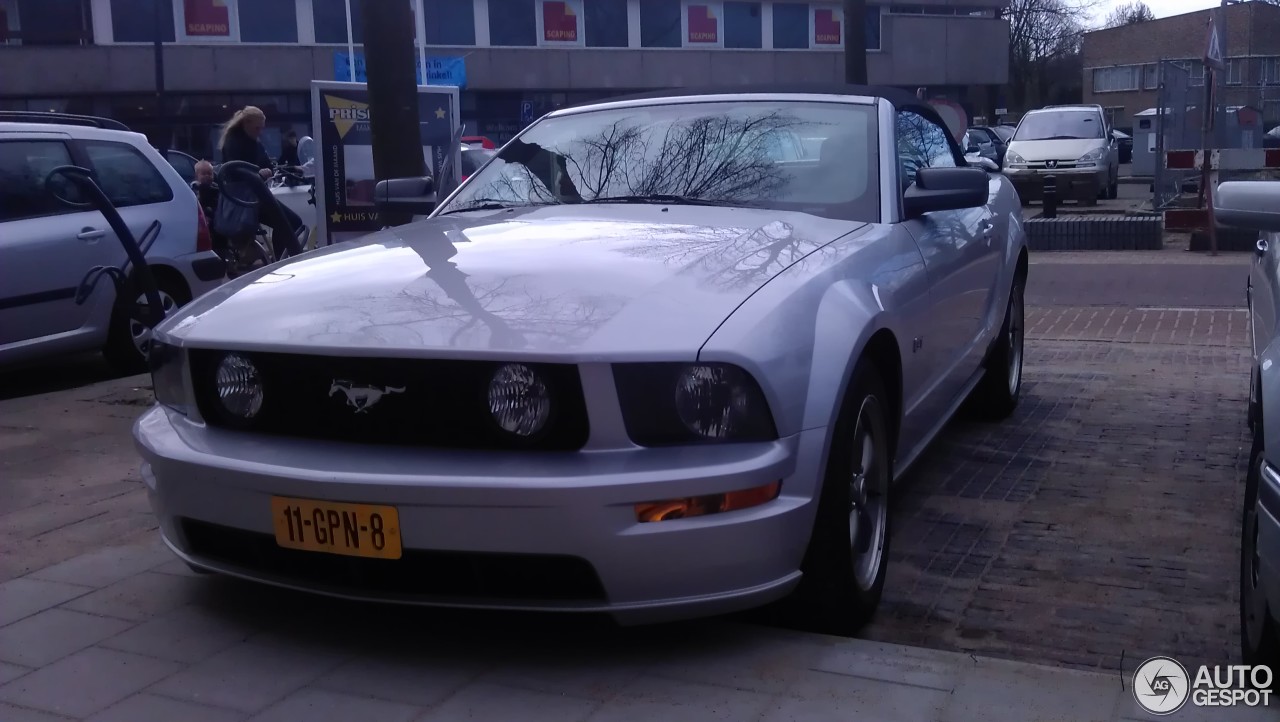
left=520, top=101, right=534, bottom=125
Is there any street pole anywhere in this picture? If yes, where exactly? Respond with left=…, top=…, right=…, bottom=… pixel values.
left=153, top=0, right=168, bottom=154
left=362, top=0, right=427, bottom=227
left=843, top=0, right=868, bottom=84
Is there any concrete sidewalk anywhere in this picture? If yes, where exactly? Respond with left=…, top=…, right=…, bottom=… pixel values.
left=0, top=535, right=1272, bottom=722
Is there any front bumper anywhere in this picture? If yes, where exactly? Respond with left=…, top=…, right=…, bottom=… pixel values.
left=1257, top=462, right=1280, bottom=615
left=1004, top=166, right=1106, bottom=201
left=133, top=406, right=826, bottom=624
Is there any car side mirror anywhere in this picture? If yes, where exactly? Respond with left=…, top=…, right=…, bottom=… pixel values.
left=966, top=144, right=980, bottom=154
left=904, top=167, right=989, bottom=219
left=1215, top=181, right=1280, bottom=232
left=374, top=176, right=437, bottom=217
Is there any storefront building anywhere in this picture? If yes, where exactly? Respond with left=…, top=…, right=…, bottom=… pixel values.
left=1, top=0, right=1011, bottom=159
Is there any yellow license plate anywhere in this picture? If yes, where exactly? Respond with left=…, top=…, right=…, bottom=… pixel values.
left=270, top=496, right=402, bottom=560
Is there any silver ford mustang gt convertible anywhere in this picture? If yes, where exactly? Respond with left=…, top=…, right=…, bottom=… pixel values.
left=134, top=85, right=1028, bottom=635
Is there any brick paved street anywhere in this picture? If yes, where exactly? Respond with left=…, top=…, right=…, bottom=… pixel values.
left=862, top=255, right=1253, bottom=674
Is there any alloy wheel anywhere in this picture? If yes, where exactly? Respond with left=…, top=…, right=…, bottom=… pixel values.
left=848, top=397, right=888, bottom=591
left=129, top=289, right=178, bottom=359
left=1007, top=288, right=1024, bottom=395
left=1244, top=491, right=1269, bottom=652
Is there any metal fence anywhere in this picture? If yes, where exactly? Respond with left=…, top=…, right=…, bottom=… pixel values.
left=1153, top=61, right=1195, bottom=211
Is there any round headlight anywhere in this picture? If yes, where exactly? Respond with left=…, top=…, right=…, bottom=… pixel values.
left=488, top=363, right=551, bottom=436
left=214, top=353, right=263, bottom=419
left=674, top=365, right=752, bottom=439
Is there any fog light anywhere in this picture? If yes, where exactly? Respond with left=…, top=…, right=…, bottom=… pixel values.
left=635, top=481, right=781, bottom=523
left=214, top=353, right=263, bottom=419
left=488, top=363, right=551, bottom=436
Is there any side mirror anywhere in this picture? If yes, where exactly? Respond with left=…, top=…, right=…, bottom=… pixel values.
left=374, top=176, right=437, bottom=217
left=903, top=167, right=989, bottom=219
left=966, top=144, right=981, bottom=154
left=1215, top=181, right=1280, bottom=232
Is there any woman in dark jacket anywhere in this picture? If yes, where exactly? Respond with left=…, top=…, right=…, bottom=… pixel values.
left=218, top=106, right=304, bottom=257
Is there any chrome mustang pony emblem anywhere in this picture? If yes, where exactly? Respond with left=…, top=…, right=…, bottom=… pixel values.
left=328, top=380, right=405, bottom=413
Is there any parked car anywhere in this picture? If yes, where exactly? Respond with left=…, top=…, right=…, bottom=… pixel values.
left=0, top=115, right=227, bottom=371
left=969, top=125, right=1007, bottom=167
left=459, top=143, right=496, bottom=182
left=1223, top=180, right=1280, bottom=668
left=165, top=149, right=199, bottom=185
left=133, top=85, right=1029, bottom=634
left=964, top=129, right=1001, bottom=168
left=1002, top=104, right=1120, bottom=205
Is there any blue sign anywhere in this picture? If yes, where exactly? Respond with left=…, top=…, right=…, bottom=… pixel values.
left=519, top=101, right=534, bottom=125
left=333, top=52, right=466, bottom=88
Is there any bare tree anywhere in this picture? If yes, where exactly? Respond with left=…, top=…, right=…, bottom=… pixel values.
left=1001, top=0, right=1097, bottom=110
left=1103, top=1, right=1155, bottom=27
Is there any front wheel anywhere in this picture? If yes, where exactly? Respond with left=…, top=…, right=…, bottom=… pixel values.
left=968, top=277, right=1025, bottom=420
left=1242, top=430, right=1280, bottom=672
left=783, top=360, right=893, bottom=636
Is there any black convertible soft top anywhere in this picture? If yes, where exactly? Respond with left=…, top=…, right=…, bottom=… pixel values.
left=572, top=83, right=953, bottom=135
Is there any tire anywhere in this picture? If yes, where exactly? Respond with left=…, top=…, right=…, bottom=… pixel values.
left=1241, top=428, right=1280, bottom=673
left=969, top=276, right=1025, bottom=420
left=783, top=360, right=893, bottom=636
left=1106, top=175, right=1119, bottom=200
left=102, top=273, right=189, bottom=373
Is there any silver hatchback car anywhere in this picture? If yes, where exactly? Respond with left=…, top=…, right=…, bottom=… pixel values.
left=0, top=117, right=227, bottom=371
left=134, top=86, right=1028, bottom=634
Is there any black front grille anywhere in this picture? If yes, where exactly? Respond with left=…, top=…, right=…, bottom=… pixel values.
left=189, top=350, right=590, bottom=451
left=181, top=519, right=608, bottom=603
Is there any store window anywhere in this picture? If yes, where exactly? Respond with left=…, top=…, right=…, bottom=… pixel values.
left=640, top=0, right=680, bottom=48
left=772, top=2, right=808, bottom=49
left=313, top=0, right=363, bottom=43
left=585, top=0, right=628, bottom=48
left=424, top=0, right=475, bottom=45
left=239, top=0, right=297, bottom=42
left=724, top=2, right=761, bottom=49
left=112, top=0, right=175, bottom=42
left=1, top=0, right=92, bottom=45
left=489, top=0, right=536, bottom=46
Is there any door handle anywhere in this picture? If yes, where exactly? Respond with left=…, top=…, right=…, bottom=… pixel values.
left=981, top=221, right=995, bottom=245
left=1258, top=238, right=1269, bottom=257
left=77, top=228, right=106, bottom=241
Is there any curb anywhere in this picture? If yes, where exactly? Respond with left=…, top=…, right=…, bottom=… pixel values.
left=1025, top=214, right=1162, bottom=251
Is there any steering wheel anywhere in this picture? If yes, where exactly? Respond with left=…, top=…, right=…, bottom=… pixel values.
left=216, top=160, right=264, bottom=208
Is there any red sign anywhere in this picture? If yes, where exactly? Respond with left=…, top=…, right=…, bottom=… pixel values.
left=815, top=8, right=841, bottom=45
left=542, top=1, right=578, bottom=43
left=185, top=0, right=230, bottom=37
left=687, top=5, right=719, bottom=44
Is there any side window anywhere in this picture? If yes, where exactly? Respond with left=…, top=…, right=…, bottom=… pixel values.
left=82, top=141, right=174, bottom=209
left=0, top=140, right=78, bottom=223
left=895, top=111, right=959, bottom=189
left=166, top=151, right=197, bottom=185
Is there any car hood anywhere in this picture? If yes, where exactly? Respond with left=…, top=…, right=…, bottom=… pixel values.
left=1007, top=138, right=1105, bottom=162
left=161, top=205, right=868, bottom=358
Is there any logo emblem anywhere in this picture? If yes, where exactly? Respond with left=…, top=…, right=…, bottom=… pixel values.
left=328, top=380, right=405, bottom=414
left=1045, top=159, right=1058, bottom=168
left=1133, top=656, right=1190, bottom=715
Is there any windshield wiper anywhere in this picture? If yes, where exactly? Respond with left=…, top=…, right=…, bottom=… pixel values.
left=1031, top=135, right=1088, bottom=141
left=437, top=201, right=530, bottom=215
left=581, top=194, right=738, bottom=207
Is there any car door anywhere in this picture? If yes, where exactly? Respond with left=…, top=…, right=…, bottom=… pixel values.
left=896, top=110, right=1000, bottom=415
left=0, top=135, right=124, bottom=350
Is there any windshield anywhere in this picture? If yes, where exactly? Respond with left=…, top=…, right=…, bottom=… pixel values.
left=1014, top=110, right=1104, bottom=141
left=436, top=100, right=880, bottom=221
left=460, top=148, right=495, bottom=176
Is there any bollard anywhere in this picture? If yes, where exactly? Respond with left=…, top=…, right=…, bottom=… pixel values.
left=1042, top=174, right=1058, bottom=219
